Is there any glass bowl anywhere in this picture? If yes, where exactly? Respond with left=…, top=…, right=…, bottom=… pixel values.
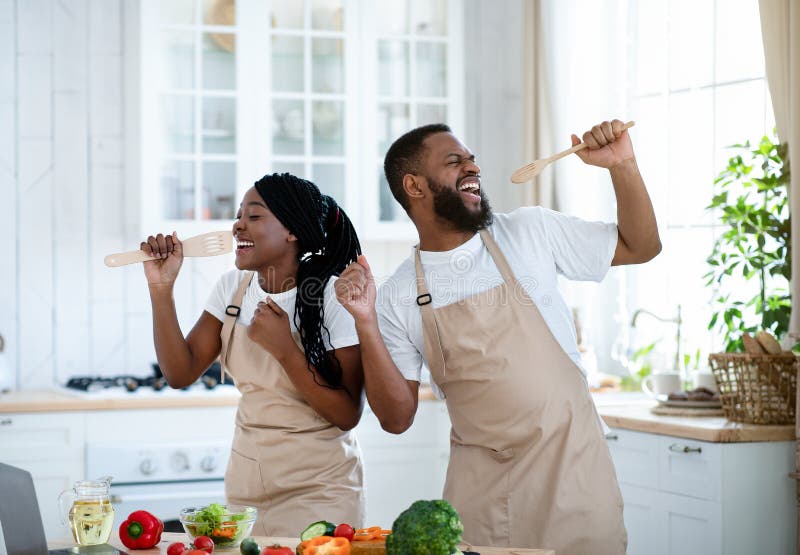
left=179, top=504, right=257, bottom=548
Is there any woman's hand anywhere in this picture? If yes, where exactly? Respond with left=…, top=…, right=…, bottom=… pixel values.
left=141, top=232, right=183, bottom=287
left=247, top=298, right=296, bottom=360
left=335, top=255, right=377, bottom=324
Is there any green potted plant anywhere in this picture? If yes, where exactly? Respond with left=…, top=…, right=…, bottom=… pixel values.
left=705, top=132, right=791, bottom=351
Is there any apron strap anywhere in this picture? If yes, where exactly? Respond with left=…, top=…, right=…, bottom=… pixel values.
left=413, top=247, right=447, bottom=376
left=479, top=229, right=522, bottom=289
left=220, top=272, right=255, bottom=384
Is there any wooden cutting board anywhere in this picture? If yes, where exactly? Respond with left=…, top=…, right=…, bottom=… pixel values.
left=350, top=540, right=553, bottom=555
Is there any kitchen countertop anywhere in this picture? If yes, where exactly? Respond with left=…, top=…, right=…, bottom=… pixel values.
left=0, top=385, right=439, bottom=413
left=49, top=531, right=555, bottom=555
left=596, top=400, right=795, bottom=443
left=3, top=388, right=795, bottom=443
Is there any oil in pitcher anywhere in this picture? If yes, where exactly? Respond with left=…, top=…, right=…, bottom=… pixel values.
left=59, top=476, right=115, bottom=545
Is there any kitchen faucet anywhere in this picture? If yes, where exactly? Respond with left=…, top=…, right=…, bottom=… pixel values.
left=630, top=305, right=683, bottom=373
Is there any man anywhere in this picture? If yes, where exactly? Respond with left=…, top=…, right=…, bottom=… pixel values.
left=336, top=120, right=660, bottom=554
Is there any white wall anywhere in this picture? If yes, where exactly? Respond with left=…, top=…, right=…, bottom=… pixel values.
left=0, top=0, right=531, bottom=390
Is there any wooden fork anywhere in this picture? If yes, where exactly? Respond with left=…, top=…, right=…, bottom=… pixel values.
left=104, top=230, right=233, bottom=267
left=510, top=121, right=635, bottom=183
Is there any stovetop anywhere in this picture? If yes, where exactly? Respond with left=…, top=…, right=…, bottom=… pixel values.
left=61, top=362, right=237, bottom=397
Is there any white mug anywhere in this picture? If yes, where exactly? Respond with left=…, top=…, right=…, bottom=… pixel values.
left=642, top=372, right=681, bottom=398
left=692, top=371, right=718, bottom=393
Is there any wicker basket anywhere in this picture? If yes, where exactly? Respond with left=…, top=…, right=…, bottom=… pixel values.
left=708, top=352, right=798, bottom=425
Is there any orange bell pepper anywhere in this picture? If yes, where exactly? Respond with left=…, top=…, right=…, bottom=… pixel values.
left=352, top=527, right=383, bottom=541
left=298, top=536, right=350, bottom=555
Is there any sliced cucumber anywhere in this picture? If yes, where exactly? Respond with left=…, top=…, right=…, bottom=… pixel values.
left=324, top=521, right=336, bottom=536
left=300, top=521, right=332, bottom=541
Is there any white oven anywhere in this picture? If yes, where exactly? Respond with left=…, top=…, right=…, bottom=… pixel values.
left=87, top=439, right=232, bottom=530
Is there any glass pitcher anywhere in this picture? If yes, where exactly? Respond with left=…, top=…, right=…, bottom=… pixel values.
left=58, top=477, right=115, bottom=546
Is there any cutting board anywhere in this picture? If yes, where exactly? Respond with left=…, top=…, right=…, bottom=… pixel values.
left=49, top=532, right=554, bottom=555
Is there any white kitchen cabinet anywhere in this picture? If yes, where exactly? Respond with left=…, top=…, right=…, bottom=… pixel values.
left=355, top=401, right=451, bottom=526
left=0, top=412, right=87, bottom=540
left=607, top=427, right=796, bottom=555
left=134, top=0, right=465, bottom=241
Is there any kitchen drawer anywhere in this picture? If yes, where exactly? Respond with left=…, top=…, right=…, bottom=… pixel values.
left=0, top=412, right=86, bottom=461
left=605, top=427, right=659, bottom=489
left=657, top=436, right=721, bottom=502
left=357, top=401, right=450, bottom=447
left=660, top=490, right=722, bottom=555
left=84, top=407, right=237, bottom=442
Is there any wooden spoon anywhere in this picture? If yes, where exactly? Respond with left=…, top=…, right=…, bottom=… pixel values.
left=104, top=230, right=233, bottom=267
left=511, top=121, right=636, bottom=183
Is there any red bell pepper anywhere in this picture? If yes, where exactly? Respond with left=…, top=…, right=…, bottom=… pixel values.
left=119, top=510, right=163, bottom=549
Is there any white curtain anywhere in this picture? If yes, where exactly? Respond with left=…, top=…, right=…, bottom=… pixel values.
left=521, top=0, right=554, bottom=208
left=758, top=0, right=800, bottom=340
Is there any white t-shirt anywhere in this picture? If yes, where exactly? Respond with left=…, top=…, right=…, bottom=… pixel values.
left=205, top=270, right=360, bottom=351
left=376, top=206, right=618, bottom=395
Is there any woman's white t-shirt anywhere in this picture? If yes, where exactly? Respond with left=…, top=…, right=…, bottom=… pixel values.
left=375, top=206, right=618, bottom=394
left=205, top=270, right=360, bottom=351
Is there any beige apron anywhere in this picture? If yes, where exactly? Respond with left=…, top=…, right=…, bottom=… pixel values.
left=219, top=273, right=365, bottom=537
left=414, top=230, right=626, bottom=555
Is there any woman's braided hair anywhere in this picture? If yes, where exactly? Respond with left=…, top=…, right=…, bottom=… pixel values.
left=254, top=173, right=361, bottom=388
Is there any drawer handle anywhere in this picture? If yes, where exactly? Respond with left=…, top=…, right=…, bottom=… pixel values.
left=669, top=443, right=702, bottom=454
left=605, top=434, right=619, bottom=441
left=0, top=418, right=11, bottom=426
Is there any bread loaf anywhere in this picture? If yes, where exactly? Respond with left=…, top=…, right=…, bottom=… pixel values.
left=741, top=332, right=766, bottom=355
left=755, top=331, right=783, bottom=354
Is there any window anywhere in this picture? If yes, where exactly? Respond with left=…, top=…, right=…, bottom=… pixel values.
left=137, top=0, right=464, bottom=239
left=624, top=0, right=774, bottom=368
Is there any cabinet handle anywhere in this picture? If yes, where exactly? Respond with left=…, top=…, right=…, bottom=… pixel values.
left=669, top=443, right=702, bottom=454
left=788, top=472, right=800, bottom=480
left=0, top=418, right=11, bottom=426
left=605, top=434, right=619, bottom=441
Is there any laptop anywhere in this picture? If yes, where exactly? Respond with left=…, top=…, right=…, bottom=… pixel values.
left=0, top=463, right=128, bottom=555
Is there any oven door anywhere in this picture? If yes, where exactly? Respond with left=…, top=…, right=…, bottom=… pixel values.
left=109, top=480, right=226, bottom=531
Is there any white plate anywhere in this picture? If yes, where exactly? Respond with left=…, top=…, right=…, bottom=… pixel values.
left=658, top=398, right=722, bottom=409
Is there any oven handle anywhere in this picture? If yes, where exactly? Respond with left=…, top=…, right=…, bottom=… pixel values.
left=110, top=486, right=224, bottom=504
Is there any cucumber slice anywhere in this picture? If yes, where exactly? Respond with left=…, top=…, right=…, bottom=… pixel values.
left=300, top=521, right=331, bottom=541
left=324, top=521, right=336, bottom=536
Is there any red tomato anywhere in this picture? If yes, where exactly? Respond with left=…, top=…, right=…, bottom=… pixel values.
left=185, top=550, right=208, bottom=555
left=333, top=523, right=355, bottom=542
left=192, top=536, right=214, bottom=554
left=260, top=546, right=293, bottom=555
left=167, top=543, right=188, bottom=555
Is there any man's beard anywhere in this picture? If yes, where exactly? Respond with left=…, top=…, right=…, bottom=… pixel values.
left=429, top=177, right=494, bottom=233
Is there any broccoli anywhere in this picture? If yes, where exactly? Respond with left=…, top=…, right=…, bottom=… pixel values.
left=386, top=499, right=464, bottom=555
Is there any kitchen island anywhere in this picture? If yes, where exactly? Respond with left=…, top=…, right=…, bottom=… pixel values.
left=49, top=532, right=555, bottom=554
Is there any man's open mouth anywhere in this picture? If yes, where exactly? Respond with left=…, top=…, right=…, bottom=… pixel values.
left=457, top=177, right=481, bottom=201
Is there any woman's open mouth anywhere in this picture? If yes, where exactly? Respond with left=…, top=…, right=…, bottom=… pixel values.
left=236, top=239, right=255, bottom=254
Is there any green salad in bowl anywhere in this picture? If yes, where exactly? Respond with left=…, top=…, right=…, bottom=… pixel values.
left=179, top=504, right=257, bottom=548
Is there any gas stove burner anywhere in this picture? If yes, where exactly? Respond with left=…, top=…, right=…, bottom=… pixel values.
left=65, top=363, right=227, bottom=394
left=65, top=374, right=194, bottom=393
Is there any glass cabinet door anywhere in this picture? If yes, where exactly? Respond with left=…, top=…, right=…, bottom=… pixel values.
left=372, top=0, right=455, bottom=224
left=268, top=0, right=348, bottom=206
left=152, top=0, right=238, bottom=223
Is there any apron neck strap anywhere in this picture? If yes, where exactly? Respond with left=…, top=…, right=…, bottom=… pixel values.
left=220, top=272, right=255, bottom=384
left=413, top=247, right=447, bottom=376
left=478, top=229, right=520, bottom=287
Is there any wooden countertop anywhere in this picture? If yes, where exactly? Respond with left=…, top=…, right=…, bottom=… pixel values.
left=597, top=401, right=795, bottom=443
left=0, top=385, right=439, bottom=414
left=4, top=389, right=794, bottom=443
left=50, top=531, right=554, bottom=555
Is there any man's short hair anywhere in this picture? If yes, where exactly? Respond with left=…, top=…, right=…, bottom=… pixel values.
left=383, top=123, right=452, bottom=211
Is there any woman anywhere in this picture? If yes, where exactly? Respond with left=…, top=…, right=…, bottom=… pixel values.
left=141, top=173, right=365, bottom=536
